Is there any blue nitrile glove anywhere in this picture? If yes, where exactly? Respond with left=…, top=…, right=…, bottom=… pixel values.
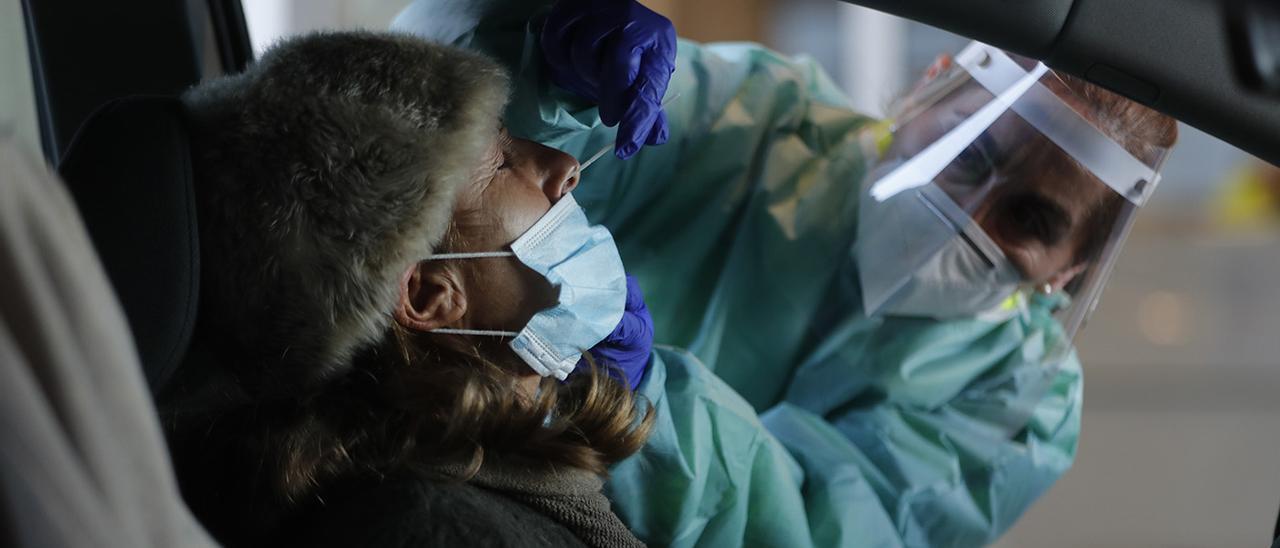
left=578, top=275, right=654, bottom=390
left=540, top=0, right=676, bottom=159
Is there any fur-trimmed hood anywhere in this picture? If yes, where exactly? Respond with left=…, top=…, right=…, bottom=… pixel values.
left=182, top=31, right=509, bottom=389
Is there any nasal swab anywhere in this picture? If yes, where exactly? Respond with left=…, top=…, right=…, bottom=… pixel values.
left=579, top=92, right=682, bottom=171
left=579, top=141, right=616, bottom=172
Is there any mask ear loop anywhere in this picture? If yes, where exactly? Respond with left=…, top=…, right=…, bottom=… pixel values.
left=431, top=328, right=520, bottom=337
left=428, top=251, right=515, bottom=260
left=417, top=252, right=520, bottom=337
left=419, top=192, right=582, bottom=338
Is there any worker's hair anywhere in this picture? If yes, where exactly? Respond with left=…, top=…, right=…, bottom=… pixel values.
left=1043, top=70, right=1178, bottom=264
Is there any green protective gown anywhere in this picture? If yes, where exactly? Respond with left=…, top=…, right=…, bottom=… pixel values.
left=393, top=3, right=1083, bottom=546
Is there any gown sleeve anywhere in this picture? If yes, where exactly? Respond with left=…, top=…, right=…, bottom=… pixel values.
left=775, top=297, right=1084, bottom=546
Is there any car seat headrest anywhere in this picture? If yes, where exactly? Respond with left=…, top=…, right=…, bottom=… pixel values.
left=57, top=97, right=198, bottom=395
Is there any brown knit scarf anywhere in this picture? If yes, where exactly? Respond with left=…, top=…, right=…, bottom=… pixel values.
left=428, top=458, right=645, bottom=548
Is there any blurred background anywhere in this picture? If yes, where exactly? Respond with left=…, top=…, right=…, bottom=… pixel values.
left=241, top=1, right=1280, bottom=546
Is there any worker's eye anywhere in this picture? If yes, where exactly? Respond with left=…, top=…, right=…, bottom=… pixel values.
left=997, top=193, right=1070, bottom=247
left=949, top=141, right=995, bottom=187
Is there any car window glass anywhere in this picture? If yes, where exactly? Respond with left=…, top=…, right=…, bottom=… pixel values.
left=1, top=0, right=42, bottom=157
left=241, top=0, right=408, bottom=55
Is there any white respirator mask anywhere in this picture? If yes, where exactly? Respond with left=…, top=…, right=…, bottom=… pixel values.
left=855, top=174, right=1023, bottom=319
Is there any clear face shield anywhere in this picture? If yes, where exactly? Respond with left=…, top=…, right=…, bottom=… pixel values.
left=856, top=42, right=1171, bottom=361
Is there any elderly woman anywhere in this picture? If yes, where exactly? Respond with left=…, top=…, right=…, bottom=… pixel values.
left=164, top=32, right=652, bottom=547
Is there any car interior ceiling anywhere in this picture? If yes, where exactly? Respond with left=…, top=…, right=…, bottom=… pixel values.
left=839, top=0, right=1280, bottom=169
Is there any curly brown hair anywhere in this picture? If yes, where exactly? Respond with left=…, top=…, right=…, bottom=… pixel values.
left=164, top=216, right=654, bottom=546
left=165, top=326, right=653, bottom=546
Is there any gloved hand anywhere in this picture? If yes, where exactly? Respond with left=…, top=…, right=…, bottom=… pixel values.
left=541, top=0, right=676, bottom=159
left=579, top=275, right=654, bottom=390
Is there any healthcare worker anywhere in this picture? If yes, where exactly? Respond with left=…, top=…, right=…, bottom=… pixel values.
left=395, top=2, right=1176, bottom=546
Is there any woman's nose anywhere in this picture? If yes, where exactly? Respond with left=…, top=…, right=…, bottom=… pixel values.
left=537, top=143, right=580, bottom=201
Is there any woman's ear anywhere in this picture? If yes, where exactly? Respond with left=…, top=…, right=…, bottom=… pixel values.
left=1047, top=262, right=1090, bottom=292
left=394, top=262, right=467, bottom=333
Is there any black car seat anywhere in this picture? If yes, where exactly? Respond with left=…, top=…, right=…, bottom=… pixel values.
left=56, top=96, right=265, bottom=548
left=57, top=96, right=199, bottom=396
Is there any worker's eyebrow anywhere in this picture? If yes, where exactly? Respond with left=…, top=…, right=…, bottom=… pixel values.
left=976, top=131, right=1009, bottom=166
left=1002, top=190, right=1073, bottom=247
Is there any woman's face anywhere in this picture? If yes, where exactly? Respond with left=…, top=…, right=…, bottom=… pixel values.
left=883, top=84, right=1116, bottom=286
left=444, top=129, right=581, bottom=333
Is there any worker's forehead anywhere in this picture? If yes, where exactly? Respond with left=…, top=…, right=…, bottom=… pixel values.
left=891, top=85, right=1114, bottom=219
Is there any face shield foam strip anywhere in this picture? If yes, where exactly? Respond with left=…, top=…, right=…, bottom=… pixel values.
left=915, top=185, right=1009, bottom=267
left=869, top=62, right=1049, bottom=202
left=954, top=43, right=1161, bottom=206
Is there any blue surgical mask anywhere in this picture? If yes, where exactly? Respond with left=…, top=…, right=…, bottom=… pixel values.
left=427, top=193, right=627, bottom=380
